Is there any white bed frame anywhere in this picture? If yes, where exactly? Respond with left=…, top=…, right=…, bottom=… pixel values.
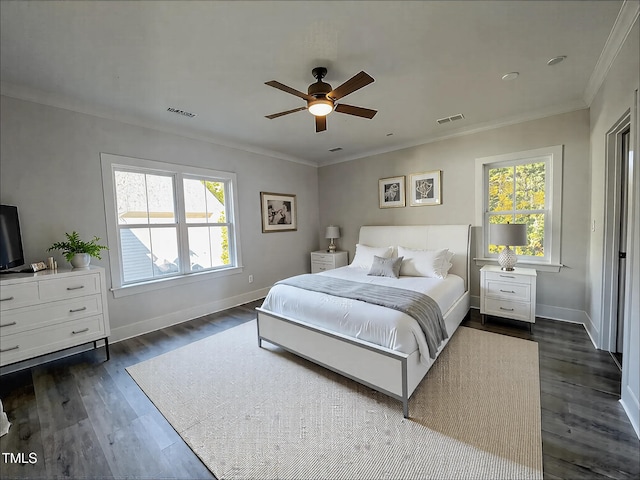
left=256, top=224, right=471, bottom=418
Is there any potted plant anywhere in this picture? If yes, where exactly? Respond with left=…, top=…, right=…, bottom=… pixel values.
left=48, top=231, right=108, bottom=268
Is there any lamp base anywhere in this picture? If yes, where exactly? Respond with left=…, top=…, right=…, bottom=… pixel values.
left=328, top=241, right=336, bottom=253
left=498, top=246, right=517, bottom=271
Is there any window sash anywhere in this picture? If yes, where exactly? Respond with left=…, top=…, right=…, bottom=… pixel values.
left=475, top=145, right=563, bottom=268
left=101, top=153, right=242, bottom=293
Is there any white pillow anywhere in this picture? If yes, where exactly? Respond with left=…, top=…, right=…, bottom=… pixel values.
left=350, top=244, right=393, bottom=269
left=398, top=246, right=454, bottom=278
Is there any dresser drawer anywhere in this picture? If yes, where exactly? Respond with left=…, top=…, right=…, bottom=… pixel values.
left=39, top=273, right=101, bottom=301
left=484, top=298, right=532, bottom=322
left=0, top=315, right=106, bottom=366
left=0, top=295, right=102, bottom=336
left=485, top=279, right=530, bottom=302
left=0, top=282, right=40, bottom=311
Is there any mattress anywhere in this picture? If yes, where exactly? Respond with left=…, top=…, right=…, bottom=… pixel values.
left=260, top=266, right=465, bottom=360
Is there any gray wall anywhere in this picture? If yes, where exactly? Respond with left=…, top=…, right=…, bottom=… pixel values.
left=0, top=95, right=319, bottom=340
left=318, top=109, right=591, bottom=320
left=587, top=18, right=639, bottom=434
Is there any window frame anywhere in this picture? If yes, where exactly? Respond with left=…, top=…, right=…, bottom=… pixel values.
left=101, top=153, right=243, bottom=297
left=475, top=145, right=563, bottom=272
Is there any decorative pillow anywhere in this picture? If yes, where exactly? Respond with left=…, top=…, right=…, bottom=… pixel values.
left=398, top=246, right=454, bottom=278
left=350, top=244, right=393, bottom=269
left=368, top=255, right=403, bottom=279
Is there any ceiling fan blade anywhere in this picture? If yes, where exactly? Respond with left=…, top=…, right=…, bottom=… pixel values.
left=265, top=106, right=307, bottom=119
left=334, top=104, right=377, bottom=119
left=328, top=71, right=374, bottom=101
left=315, top=115, right=327, bottom=132
left=265, top=80, right=313, bottom=101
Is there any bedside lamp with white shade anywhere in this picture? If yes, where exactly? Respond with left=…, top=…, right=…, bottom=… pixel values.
left=490, top=223, right=528, bottom=271
left=325, top=225, right=341, bottom=253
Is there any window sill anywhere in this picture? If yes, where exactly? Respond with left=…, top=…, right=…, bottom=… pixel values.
left=110, top=265, right=244, bottom=298
left=473, top=258, right=562, bottom=273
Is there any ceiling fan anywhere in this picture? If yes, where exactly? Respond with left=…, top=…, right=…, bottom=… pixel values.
left=265, top=67, right=377, bottom=132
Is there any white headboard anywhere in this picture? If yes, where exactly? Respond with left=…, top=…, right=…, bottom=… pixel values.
left=358, top=225, right=471, bottom=291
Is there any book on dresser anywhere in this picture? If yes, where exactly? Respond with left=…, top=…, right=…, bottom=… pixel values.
left=0, top=266, right=110, bottom=368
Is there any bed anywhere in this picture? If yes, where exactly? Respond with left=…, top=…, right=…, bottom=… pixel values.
left=255, top=224, right=471, bottom=418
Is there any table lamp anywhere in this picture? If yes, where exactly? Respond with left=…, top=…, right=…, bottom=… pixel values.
left=490, top=223, right=528, bottom=271
left=325, top=225, right=340, bottom=253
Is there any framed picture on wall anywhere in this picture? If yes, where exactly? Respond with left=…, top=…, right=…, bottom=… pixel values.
left=260, top=192, right=297, bottom=232
left=379, top=176, right=406, bottom=208
left=409, top=170, right=442, bottom=206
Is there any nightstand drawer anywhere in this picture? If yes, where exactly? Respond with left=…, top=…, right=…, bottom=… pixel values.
left=312, top=253, right=334, bottom=263
left=484, top=298, right=532, bottom=322
left=484, top=271, right=534, bottom=284
left=485, top=279, right=530, bottom=301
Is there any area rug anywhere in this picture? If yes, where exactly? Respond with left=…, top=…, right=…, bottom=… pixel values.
left=127, top=321, right=543, bottom=479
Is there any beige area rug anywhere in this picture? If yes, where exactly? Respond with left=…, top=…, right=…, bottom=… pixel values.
left=127, top=321, right=543, bottom=480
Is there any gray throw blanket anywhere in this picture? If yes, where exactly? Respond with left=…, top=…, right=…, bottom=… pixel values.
left=276, top=274, right=448, bottom=359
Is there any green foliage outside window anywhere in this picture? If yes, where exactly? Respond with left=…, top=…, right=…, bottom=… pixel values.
left=204, top=181, right=230, bottom=265
left=488, top=162, right=545, bottom=257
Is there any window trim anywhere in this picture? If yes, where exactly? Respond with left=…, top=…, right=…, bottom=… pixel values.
left=101, top=153, right=243, bottom=297
left=474, top=145, right=563, bottom=272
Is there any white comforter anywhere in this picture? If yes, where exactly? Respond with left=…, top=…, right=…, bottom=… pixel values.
left=260, top=266, right=465, bottom=359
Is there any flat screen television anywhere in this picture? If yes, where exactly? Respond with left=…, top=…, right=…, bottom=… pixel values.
left=0, top=204, right=25, bottom=271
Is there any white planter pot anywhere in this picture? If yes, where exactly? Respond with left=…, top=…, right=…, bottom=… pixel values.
left=70, top=253, right=91, bottom=268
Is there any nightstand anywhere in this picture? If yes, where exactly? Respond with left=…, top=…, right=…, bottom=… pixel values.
left=480, top=265, right=537, bottom=330
left=310, top=251, right=348, bottom=273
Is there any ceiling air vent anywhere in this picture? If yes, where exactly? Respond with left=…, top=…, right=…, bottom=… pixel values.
left=437, top=113, right=465, bottom=125
left=329, top=147, right=343, bottom=152
left=167, top=107, right=197, bottom=118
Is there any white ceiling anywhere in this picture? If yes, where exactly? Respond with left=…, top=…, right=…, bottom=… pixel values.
left=0, top=1, right=625, bottom=167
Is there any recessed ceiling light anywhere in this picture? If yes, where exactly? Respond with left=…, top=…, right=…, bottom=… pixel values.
left=547, top=55, right=567, bottom=66
left=501, top=72, right=519, bottom=81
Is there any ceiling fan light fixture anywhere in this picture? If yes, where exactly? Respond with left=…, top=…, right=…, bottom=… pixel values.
left=308, top=98, right=334, bottom=116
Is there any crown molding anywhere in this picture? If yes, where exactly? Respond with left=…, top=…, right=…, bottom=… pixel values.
left=318, top=100, right=587, bottom=167
left=0, top=82, right=317, bottom=168
left=583, top=0, right=639, bottom=106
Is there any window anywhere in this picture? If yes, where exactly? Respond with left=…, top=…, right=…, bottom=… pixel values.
left=101, top=154, right=242, bottom=295
left=475, top=145, right=563, bottom=271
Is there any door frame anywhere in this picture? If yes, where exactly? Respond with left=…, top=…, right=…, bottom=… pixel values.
left=601, top=110, right=631, bottom=352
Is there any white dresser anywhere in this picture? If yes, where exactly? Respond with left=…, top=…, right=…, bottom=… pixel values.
left=310, top=251, right=349, bottom=273
left=0, top=266, right=110, bottom=368
left=480, top=265, right=537, bottom=330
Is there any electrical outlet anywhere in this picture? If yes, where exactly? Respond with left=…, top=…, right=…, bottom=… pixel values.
left=248, top=275, right=254, bottom=283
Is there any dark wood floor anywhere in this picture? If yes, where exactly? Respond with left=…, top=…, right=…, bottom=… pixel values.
left=1, top=304, right=638, bottom=479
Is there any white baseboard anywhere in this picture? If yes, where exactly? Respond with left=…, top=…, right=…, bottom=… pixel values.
left=620, top=387, right=640, bottom=440
left=110, top=287, right=270, bottom=343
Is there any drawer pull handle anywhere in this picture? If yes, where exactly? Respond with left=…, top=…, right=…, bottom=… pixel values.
left=499, top=275, right=515, bottom=279
left=0, top=321, right=17, bottom=328
left=0, top=296, right=15, bottom=302
left=500, top=289, right=516, bottom=294
left=72, top=327, right=90, bottom=334
left=0, top=345, right=20, bottom=353
left=69, top=307, right=87, bottom=313
left=499, top=307, right=515, bottom=311
left=67, top=286, right=85, bottom=291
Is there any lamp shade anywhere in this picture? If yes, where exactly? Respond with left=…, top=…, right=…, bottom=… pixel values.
left=325, top=225, right=340, bottom=239
left=490, top=223, right=527, bottom=246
